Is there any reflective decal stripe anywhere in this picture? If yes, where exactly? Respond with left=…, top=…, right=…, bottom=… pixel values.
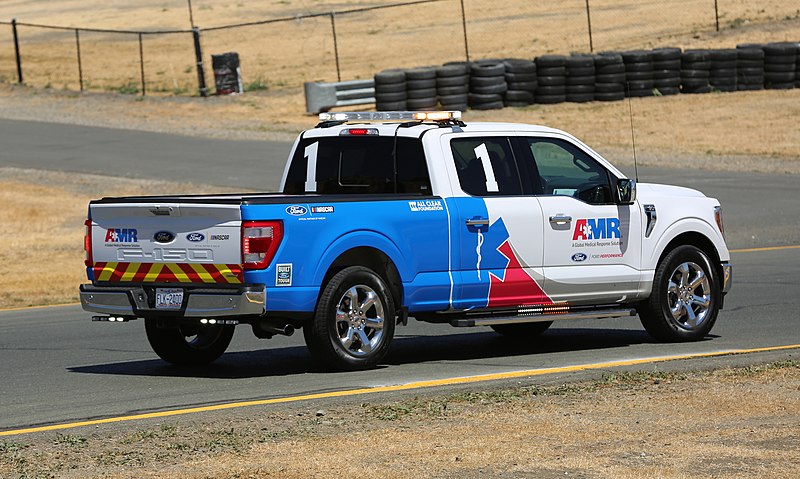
left=92, top=263, right=243, bottom=284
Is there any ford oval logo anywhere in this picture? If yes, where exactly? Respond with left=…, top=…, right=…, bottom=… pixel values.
left=286, top=205, right=308, bottom=216
left=153, top=231, right=175, bottom=243
left=186, top=232, right=205, bottom=242
left=277, top=271, right=291, bottom=280
left=571, top=252, right=588, bottom=262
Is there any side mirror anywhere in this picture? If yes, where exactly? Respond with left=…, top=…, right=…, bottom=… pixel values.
left=615, top=178, right=636, bottom=205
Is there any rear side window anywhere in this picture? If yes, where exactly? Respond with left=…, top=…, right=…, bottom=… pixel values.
left=283, top=136, right=431, bottom=195
left=450, top=137, right=523, bottom=196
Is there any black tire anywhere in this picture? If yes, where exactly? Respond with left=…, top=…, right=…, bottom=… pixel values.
left=504, top=100, right=534, bottom=107
left=438, top=84, right=469, bottom=95
left=765, top=81, right=796, bottom=90
left=709, top=68, right=737, bottom=77
left=624, top=62, right=654, bottom=73
left=470, top=75, right=506, bottom=87
left=764, top=63, right=796, bottom=73
left=565, top=84, right=595, bottom=94
left=537, top=75, right=566, bottom=86
left=737, top=49, right=765, bottom=61
left=304, top=266, right=396, bottom=371
left=737, top=83, right=764, bottom=91
left=437, top=63, right=469, bottom=77
left=535, top=85, right=566, bottom=95
left=682, top=49, right=710, bottom=62
left=737, top=67, right=764, bottom=76
left=376, top=91, right=408, bottom=102
left=407, top=87, right=437, bottom=99
left=595, top=82, right=625, bottom=93
left=652, top=69, right=680, bottom=80
left=375, top=69, right=405, bottom=84
left=626, top=80, right=654, bottom=90
left=534, top=94, right=566, bottom=104
left=503, top=59, right=537, bottom=74
left=681, top=69, right=710, bottom=79
left=621, top=50, right=652, bottom=63
left=566, top=92, right=594, bottom=102
left=565, top=75, right=595, bottom=86
left=638, top=245, right=719, bottom=342
left=763, top=42, right=800, bottom=56
left=709, top=77, right=736, bottom=86
left=471, top=83, right=508, bottom=95
left=594, top=91, right=625, bottom=101
left=596, top=73, right=626, bottom=83
left=376, top=100, right=407, bottom=111
left=566, top=56, right=594, bottom=68
left=653, top=77, right=681, bottom=88
left=375, top=82, right=407, bottom=94
left=681, top=84, right=712, bottom=94
left=470, top=100, right=505, bottom=110
left=491, top=321, right=553, bottom=338
left=145, top=318, right=234, bottom=365
left=471, top=62, right=505, bottom=77
left=710, top=61, right=737, bottom=71
left=437, top=74, right=469, bottom=87
left=469, top=92, right=503, bottom=104
left=681, top=78, right=710, bottom=88
left=652, top=59, right=681, bottom=70
left=594, top=53, right=623, bottom=67
left=654, top=86, right=680, bottom=95
left=406, top=97, right=437, bottom=109
left=651, top=47, right=682, bottom=61
left=535, top=55, right=566, bottom=67
left=507, top=80, right=538, bottom=91
left=504, top=90, right=534, bottom=102
left=405, top=67, right=436, bottom=80
left=439, top=93, right=469, bottom=104
left=737, top=59, right=765, bottom=69
left=709, top=49, right=738, bottom=61
left=764, top=72, right=796, bottom=82
left=441, top=103, right=469, bottom=112
left=625, top=71, right=654, bottom=81
left=537, top=66, right=567, bottom=76
left=505, top=71, right=538, bottom=82
left=627, top=88, right=654, bottom=97
left=711, top=84, right=737, bottom=92
left=407, top=78, right=436, bottom=89
left=681, top=61, right=711, bottom=71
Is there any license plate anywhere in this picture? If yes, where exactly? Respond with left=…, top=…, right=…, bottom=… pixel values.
left=155, top=288, right=184, bottom=309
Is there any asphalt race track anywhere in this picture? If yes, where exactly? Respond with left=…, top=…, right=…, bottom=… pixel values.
left=1, top=119, right=798, bottom=434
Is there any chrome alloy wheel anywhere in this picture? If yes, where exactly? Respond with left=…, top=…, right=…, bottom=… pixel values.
left=667, top=261, right=712, bottom=330
left=334, top=284, right=386, bottom=357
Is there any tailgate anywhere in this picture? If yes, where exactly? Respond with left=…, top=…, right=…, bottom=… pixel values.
left=88, top=202, right=243, bottom=284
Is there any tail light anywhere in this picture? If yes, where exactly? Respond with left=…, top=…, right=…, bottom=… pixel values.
left=242, top=221, right=283, bottom=270
left=84, top=219, right=93, bottom=267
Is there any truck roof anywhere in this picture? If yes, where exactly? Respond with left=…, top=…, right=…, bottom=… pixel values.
left=303, top=120, right=569, bottom=139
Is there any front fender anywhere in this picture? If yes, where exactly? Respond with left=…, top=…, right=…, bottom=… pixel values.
left=646, top=217, right=730, bottom=270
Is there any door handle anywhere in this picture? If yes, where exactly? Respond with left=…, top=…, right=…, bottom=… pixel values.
left=465, top=218, right=490, bottom=227
left=549, top=215, right=572, bottom=225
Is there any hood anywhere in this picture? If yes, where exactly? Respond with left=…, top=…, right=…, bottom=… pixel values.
left=636, top=182, right=706, bottom=199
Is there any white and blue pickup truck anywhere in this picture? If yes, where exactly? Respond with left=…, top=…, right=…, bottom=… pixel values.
left=80, top=111, right=732, bottom=370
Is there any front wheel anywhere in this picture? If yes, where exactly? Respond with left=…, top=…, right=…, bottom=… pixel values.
left=304, top=266, right=396, bottom=371
left=145, top=318, right=234, bottom=365
left=638, top=245, right=719, bottom=341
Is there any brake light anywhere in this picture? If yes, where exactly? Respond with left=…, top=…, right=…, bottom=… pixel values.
left=84, top=219, right=93, bottom=267
left=242, top=220, right=283, bottom=270
left=339, top=128, right=379, bottom=136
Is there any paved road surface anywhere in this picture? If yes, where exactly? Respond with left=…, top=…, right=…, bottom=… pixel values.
left=1, top=119, right=798, bottom=433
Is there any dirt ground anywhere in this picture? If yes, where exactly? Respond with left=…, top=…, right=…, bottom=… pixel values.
left=1, top=361, right=798, bottom=479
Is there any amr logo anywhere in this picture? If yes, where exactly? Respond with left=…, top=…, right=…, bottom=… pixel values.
left=572, top=218, right=621, bottom=241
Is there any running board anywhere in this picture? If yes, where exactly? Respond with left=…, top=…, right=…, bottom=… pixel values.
left=450, top=308, right=636, bottom=327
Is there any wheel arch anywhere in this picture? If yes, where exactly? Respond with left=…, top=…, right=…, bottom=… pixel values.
left=319, top=246, right=404, bottom=313
left=652, top=231, right=724, bottom=293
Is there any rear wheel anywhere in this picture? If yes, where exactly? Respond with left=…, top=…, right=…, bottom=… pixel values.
left=491, top=321, right=553, bottom=338
left=145, top=318, right=234, bottom=365
left=639, top=245, right=719, bottom=341
left=304, top=266, right=396, bottom=371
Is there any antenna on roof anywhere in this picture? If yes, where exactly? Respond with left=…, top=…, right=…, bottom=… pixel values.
left=626, top=87, right=640, bottom=182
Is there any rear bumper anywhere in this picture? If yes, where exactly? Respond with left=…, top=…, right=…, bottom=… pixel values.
left=79, top=284, right=266, bottom=318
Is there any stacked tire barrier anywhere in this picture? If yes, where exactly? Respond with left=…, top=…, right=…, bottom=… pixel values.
left=651, top=47, right=681, bottom=95
left=681, top=49, right=711, bottom=94
left=763, top=42, right=798, bottom=90
left=437, top=63, right=469, bottom=112
left=372, top=41, right=799, bottom=113
left=374, top=69, right=407, bottom=111
left=405, top=67, right=437, bottom=110
left=709, top=49, right=738, bottom=92
left=622, top=50, right=654, bottom=97
left=736, top=44, right=765, bottom=91
left=565, top=55, right=595, bottom=103
left=503, top=59, right=537, bottom=107
left=535, top=55, right=566, bottom=104
left=594, top=53, right=625, bottom=101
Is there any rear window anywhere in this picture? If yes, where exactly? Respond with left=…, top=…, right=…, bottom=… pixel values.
left=283, top=136, right=431, bottom=195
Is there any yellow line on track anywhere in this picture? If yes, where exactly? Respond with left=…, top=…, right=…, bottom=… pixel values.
left=0, top=302, right=81, bottom=313
left=730, top=245, right=800, bottom=253
left=2, top=343, right=799, bottom=437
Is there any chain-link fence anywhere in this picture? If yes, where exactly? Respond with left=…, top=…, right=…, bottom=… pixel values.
left=1, top=0, right=798, bottom=95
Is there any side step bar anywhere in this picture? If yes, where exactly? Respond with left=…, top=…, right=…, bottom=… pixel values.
left=450, top=308, right=636, bottom=327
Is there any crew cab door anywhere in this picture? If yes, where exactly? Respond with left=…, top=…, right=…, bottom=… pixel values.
left=442, top=134, right=550, bottom=310
left=523, top=136, right=642, bottom=304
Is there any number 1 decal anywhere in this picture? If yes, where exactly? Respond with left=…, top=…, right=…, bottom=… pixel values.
left=474, top=143, right=499, bottom=193
left=304, top=142, right=319, bottom=193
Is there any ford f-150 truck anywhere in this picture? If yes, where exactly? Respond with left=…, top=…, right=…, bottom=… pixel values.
left=80, top=111, right=732, bottom=370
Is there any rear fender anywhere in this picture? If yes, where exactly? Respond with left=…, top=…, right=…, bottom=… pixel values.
left=313, top=231, right=409, bottom=286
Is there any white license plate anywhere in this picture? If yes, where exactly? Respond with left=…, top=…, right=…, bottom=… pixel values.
left=155, top=288, right=184, bottom=309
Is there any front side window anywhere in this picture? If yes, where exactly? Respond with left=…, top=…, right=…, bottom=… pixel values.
left=450, top=137, right=522, bottom=196
left=527, top=138, right=613, bottom=205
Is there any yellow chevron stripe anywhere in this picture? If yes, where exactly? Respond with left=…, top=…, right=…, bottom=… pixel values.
left=144, top=263, right=164, bottom=282
left=189, top=263, right=216, bottom=283
left=217, top=264, right=242, bottom=284
left=166, top=263, right=192, bottom=283
left=120, top=262, right=142, bottom=282
left=97, top=262, right=117, bottom=282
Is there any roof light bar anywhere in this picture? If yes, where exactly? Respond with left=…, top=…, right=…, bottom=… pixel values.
left=319, top=111, right=462, bottom=123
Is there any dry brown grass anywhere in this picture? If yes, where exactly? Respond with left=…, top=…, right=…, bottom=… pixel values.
left=0, top=168, right=238, bottom=309
left=1, top=362, right=797, bottom=478
left=0, top=1, right=798, bottom=92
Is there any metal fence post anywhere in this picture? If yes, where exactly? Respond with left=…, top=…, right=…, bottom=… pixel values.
left=75, top=29, right=84, bottom=91
left=459, top=0, right=470, bottom=62
left=585, top=0, right=594, bottom=53
left=138, top=33, right=146, bottom=96
left=192, top=27, right=208, bottom=97
left=11, top=18, right=23, bottom=83
left=330, top=12, right=341, bottom=82
left=714, top=0, right=720, bottom=31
